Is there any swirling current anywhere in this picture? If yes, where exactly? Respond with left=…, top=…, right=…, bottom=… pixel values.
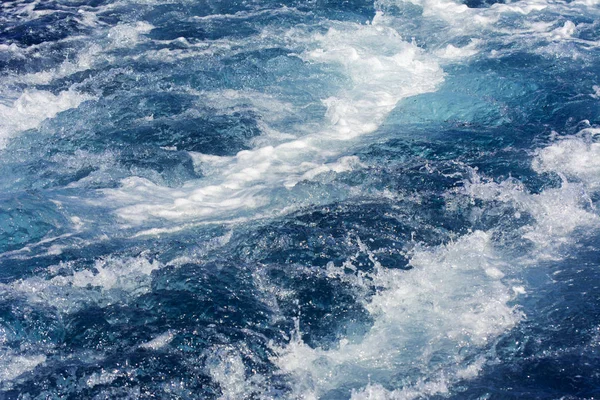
left=1, top=0, right=600, bottom=398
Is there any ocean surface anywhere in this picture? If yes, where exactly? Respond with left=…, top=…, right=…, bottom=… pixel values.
left=0, top=0, right=599, bottom=398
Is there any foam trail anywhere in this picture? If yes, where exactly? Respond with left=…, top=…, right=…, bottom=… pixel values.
left=0, top=90, right=92, bottom=149
left=102, top=20, right=444, bottom=225
left=3, top=256, right=163, bottom=314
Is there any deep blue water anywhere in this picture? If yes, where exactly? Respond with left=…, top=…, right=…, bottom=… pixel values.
left=1, top=0, right=600, bottom=398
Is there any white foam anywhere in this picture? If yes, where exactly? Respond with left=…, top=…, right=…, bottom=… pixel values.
left=5, top=256, right=163, bottom=314
left=463, top=173, right=598, bottom=253
left=533, top=131, right=600, bottom=188
left=377, top=0, right=598, bottom=61
left=350, top=379, right=450, bottom=400
left=75, top=9, right=102, bottom=28
left=206, top=346, right=248, bottom=399
left=0, top=89, right=92, bottom=148
left=550, top=20, right=577, bottom=40
left=107, top=22, right=154, bottom=48
left=0, top=353, right=46, bottom=383
left=271, top=231, right=522, bottom=398
left=140, top=331, right=176, bottom=350
left=85, top=369, right=121, bottom=388
left=102, top=20, right=444, bottom=224
left=294, top=156, right=363, bottom=186
left=572, top=0, right=600, bottom=6
left=350, top=356, right=484, bottom=400
left=434, top=39, right=481, bottom=60
left=69, top=257, right=160, bottom=291
left=205, top=345, right=268, bottom=400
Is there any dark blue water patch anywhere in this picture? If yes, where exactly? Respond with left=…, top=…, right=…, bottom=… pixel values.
left=0, top=11, right=93, bottom=47
left=264, top=263, right=374, bottom=349
left=0, top=136, right=200, bottom=191
left=47, top=91, right=251, bottom=153
left=117, top=146, right=200, bottom=183
left=118, top=113, right=263, bottom=156
left=0, top=191, right=70, bottom=254
left=146, top=261, right=276, bottom=340
left=0, top=89, right=269, bottom=190
left=233, top=200, right=454, bottom=270
left=375, top=120, right=563, bottom=195
left=8, top=344, right=219, bottom=399
left=0, top=39, right=90, bottom=77
left=0, top=297, right=64, bottom=352
left=5, top=259, right=289, bottom=399
left=188, top=221, right=381, bottom=351
left=578, top=21, right=600, bottom=42
left=146, top=13, right=261, bottom=42
left=8, top=303, right=222, bottom=397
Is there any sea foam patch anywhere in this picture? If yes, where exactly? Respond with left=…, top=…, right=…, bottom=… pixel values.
left=271, top=231, right=522, bottom=398
left=0, top=353, right=46, bottom=384
left=102, top=18, right=444, bottom=225
left=0, top=89, right=92, bottom=148
left=533, top=128, right=600, bottom=188
left=4, top=256, right=163, bottom=314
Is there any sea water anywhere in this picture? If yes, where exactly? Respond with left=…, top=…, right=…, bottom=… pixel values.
left=0, top=0, right=599, bottom=398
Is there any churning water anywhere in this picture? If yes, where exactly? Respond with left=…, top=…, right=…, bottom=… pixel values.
left=1, top=0, right=600, bottom=398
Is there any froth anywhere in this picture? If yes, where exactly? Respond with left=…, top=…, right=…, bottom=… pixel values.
left=139, top=331, right=176, bottom=350
left=103, top=20, right=444, bottom=225
left=205, top=345, right=269, bottom=399
left=533, top=129, right=600, bottom=188
left=272, top=231, right=522, bottom=398
left=377, top=0, right=599, bottom=61
left=107, top=22, right=154, bottom=48
left=0, top=353, right=46, bottom=383
left=0, top=90, right=92, bottom=148
left=5, top=256, right=163, bottom=314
